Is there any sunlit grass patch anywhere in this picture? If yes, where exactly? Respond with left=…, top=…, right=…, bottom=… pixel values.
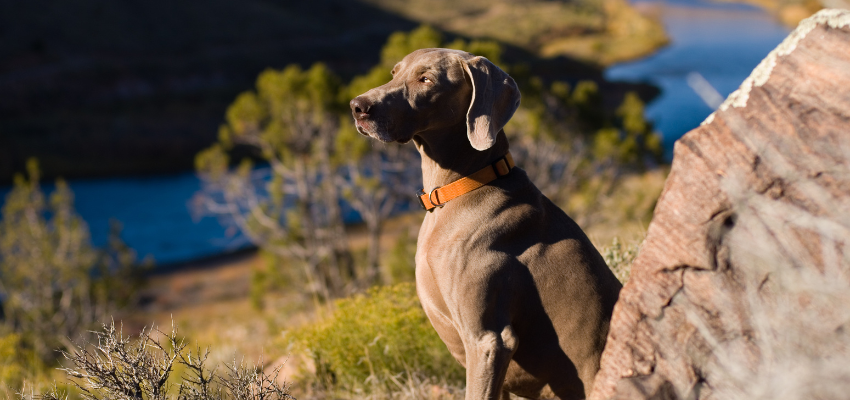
left=287, top=283, right=464, bottom=398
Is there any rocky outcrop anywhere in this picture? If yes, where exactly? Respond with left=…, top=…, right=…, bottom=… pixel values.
left=590, top=9, right=850, bottom=400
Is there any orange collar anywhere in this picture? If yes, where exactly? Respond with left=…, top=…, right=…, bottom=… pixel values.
left=417, top=152, right=515, bottom=211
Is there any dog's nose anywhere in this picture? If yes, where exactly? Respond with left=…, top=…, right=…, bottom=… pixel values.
left=350, top=97, right=372, bottom=120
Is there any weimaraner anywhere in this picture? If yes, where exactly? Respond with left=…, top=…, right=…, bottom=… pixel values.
left=349, top=48, right=622, bottom=400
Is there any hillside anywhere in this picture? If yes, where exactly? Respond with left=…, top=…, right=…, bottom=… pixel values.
left=359, top=0, right=667, bottom=64
left=0, top=0, right=665, bottom=183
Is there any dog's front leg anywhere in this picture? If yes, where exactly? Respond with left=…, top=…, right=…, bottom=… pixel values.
left=465, top=325, right=518, bottom=400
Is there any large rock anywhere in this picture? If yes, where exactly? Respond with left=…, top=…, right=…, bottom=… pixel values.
left=590, top=9, right=850, bottom=400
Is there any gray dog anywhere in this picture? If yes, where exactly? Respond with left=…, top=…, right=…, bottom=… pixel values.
left=349, top=48, right=622, bottom=400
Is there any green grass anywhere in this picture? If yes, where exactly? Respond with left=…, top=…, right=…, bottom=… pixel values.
left=287, top=283, right=464, bottom=397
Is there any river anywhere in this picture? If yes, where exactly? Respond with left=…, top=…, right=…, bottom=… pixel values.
left=0, top=172, right=236, bottom=266
left=606, top=0, right=790, bottom=157
left=0, top=1, right=791, bottom=265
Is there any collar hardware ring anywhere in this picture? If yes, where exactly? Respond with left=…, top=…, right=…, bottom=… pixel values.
left=428, top=186, right=444, bottom=208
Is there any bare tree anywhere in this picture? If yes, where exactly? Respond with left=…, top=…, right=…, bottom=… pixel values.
left=194, top=64, right=352, bottom=300
left=335, top=126, right=421, bottom=285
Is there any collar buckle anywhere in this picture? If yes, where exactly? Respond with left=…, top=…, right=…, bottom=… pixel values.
left=415, top=151, right=515, bottom=212
left=417, top=186, right=444, bottom=211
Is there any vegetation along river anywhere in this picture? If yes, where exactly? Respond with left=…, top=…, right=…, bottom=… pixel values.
left=1, top=1, right=791, bottom=265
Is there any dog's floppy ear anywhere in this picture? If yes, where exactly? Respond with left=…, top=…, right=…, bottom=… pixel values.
left=460, top=56, right=521, bottom=151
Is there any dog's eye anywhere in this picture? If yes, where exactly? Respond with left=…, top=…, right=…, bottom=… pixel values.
left=420, top=76, right=432, bottom=83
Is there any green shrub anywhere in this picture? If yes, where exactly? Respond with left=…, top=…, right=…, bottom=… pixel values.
left=0, top=333, right=64, bottom=398
left=0, top=333, right=37, bottom=389
left=291, top=283, right=464, bottom=393
left=382, top=230, right=417, bottom=285
left=0, top=159, right=142, bottom=361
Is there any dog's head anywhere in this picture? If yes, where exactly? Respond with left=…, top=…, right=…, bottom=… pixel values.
left=350, top=48, right=521, bottom=151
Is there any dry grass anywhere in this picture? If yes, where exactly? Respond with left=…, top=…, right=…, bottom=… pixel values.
left=600, top=237, right=642, bottom=284
left=125, top=167, right=669, bottom=386
left=580, top=167, right=669, bottom=248
left=118, top=212, right=426, bottom=400
left=301, top=376, right=465, bottom=400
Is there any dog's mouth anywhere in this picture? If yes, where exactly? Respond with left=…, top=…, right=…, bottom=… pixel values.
left=355, top=119, right=383, bottom=140
left=355, top=118, right=406, bottom=144
left=354, top=120, right=371, bottom=136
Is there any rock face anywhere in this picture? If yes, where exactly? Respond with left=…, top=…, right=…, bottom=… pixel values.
left=590, top=9, right=850, bottom=400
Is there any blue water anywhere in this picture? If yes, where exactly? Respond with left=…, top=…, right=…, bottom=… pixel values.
left=0, top=172, right=237, bottom=265
left=0, top=1, right=792, bottom=265
left=606, top=0, right=790, bottom=158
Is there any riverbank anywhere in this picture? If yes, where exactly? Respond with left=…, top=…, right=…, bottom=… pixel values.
left=715, top=0, right=847, bottom=26
left=605, top=0, right=790, bottom=157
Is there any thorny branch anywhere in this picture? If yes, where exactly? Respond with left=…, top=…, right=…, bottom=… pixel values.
left=50, top=321, right=295, bottom=400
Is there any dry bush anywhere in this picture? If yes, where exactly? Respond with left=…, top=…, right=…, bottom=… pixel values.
left=45, top=321, right=294, bottom=400
left=601, top=237, right=642, bottom=284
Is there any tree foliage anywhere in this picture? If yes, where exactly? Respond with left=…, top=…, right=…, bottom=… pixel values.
left=0, top=159, right=142, bottom=361
left=195, top=63, right=355, bottom=301
left=506, top=70, right=662, bottom=227
left=0, top=332, right=46, bottom=393
left=195, top=24, right=665, bottom=303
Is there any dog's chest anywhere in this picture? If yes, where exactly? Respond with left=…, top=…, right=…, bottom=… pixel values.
left=414, top=213, right=476, bottom=288
left=414, top=222, right=454, bottom=312
left=415, top=239, right=468, bottom=365
left=414, top=213, right=476, bottom=358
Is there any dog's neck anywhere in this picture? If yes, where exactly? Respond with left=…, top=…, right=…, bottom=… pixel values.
left=413, top=123, right=510, bottom=191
